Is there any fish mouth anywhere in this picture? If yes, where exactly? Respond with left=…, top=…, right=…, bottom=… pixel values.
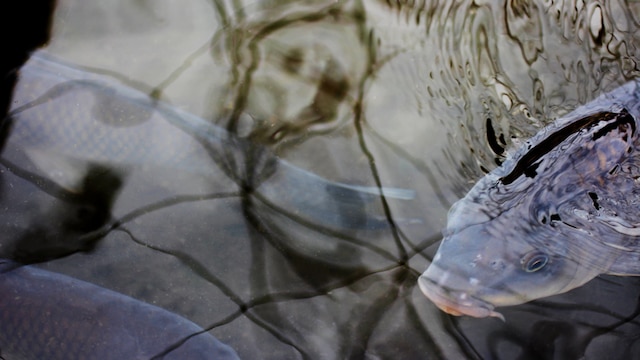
left=418, top=275, right=504, bottom=321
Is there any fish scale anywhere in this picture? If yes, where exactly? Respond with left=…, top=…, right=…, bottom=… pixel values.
left=10, top=79, right=207, bottom=169
left=0, top=260, right=240, bottom=359
left=5, top=50, right=415, bottom=231
left=0, top=50, right=417, bottom=358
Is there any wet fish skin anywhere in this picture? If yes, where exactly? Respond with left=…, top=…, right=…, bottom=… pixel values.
left=4, top=50, right=415, bottom=231
left=0, top=259, right=240, bottom=360
left=419, top=79, right=640, bottom=319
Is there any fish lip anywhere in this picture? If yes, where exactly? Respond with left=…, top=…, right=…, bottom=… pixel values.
left=418, top=275, right=504, bottom=321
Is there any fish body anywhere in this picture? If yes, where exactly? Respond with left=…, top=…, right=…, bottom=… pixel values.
left=419, top=79, right=640, bottom=319
left=4, top=50, right=414, bottom=231
left=0, top=259, right=240, bottom=360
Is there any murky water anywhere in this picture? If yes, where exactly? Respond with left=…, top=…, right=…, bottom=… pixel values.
left=1, top=0, right=640, bottom=359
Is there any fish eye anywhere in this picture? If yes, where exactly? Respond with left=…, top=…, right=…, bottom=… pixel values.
left=521, top=251, right=549, bottom=272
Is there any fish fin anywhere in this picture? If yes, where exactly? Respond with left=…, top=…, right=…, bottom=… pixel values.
left=256, top=160, right=416, bottom=230
left=330, top=183, right=416, bottom=200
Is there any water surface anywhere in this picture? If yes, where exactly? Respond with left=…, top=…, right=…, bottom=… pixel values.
left=2, top=0, right=640, bottom=359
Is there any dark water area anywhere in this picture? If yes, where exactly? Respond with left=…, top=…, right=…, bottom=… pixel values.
left=1, top=1, right=640, bottom=359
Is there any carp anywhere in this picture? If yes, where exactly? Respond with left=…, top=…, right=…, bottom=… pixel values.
left=419, top=79, right=640, bottom=320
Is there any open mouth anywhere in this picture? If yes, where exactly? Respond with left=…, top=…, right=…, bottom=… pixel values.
left=418, top=275, right=504, bottom=321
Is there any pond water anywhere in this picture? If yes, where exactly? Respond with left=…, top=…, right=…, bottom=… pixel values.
left=1, top=0, right=640, bottom=359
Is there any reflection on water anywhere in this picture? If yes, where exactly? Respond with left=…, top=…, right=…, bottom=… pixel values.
left=1, top=0, right=640, bottom=358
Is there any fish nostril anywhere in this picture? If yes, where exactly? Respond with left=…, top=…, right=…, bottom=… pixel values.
left=489, top=259, right=505, bottom=272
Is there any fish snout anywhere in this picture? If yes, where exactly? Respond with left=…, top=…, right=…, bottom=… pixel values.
left=418, top=274, right=504, bottom=321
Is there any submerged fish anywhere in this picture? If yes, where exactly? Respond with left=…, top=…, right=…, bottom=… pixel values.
left=0, top=51, right=418, bottom=357
left=0, top=259, right=240, bottom=359
left=3, top=50, right=414, bottom=231
left=419, top=79, right=640, bottom=320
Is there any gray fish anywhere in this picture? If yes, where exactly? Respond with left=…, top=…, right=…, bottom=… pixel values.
left=4, top=50, right=415, bottom=231
left=0, top=51, right=417, bottom=358
left=419, top=79, right=640, bottom=320
left=0, top=259, right=240, bottom=359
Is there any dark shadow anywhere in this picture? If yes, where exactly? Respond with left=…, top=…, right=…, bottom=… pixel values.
left=7, top=164, right=124, bottom=263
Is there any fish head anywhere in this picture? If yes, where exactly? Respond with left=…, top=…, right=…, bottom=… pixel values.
left=418, top=194, right=602, bottom=320
left=418, top=106, right=640, bottom=319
